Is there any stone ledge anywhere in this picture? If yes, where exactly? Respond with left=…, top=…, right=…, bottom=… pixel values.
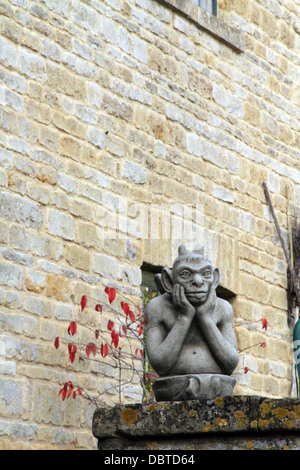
left=93, top=396, right=300, bottom=450
left=156, top=0, right=245, bottom=52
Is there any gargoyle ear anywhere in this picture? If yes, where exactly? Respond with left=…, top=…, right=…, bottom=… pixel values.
left=178, top=245, right=188, bottom=256
left=213, top=267, right=220, bottom=288
left=154, top=273, right=165, bottom=294
left=160, top=268, right=173, bottom=294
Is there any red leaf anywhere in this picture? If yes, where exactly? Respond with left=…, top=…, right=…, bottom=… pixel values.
left=122, top=325, right=127, bottom=336
left=129, top=310, right=135, bottom=322
left=68, top=321, right=77, bottom=336
left=121, top=302, right=130, bottom=316
left=107, top=320, right=114, bottom=331
left=101, top=342, right=109, bottom=358
left=72, top=390, right=77, bottom=399
left=54, top=337, right=59, bottom=349
left=86, top=342, right=97, bottom=358
left=60, top=387, right=67, bottom=401
left=261, top=318, right=268, bottom=331
left=77, top=388, right=82, bottom=396
left=135, top=348, right=143, bottom=358
left=81, top=295, right=87, bottom=311
left=138, top=325, right=144, bottom=336
left=95, top=304, right=102, bottom=313
left=59, top=382, right=74, bottom=401
left=111, top=330, right=119, bottom=348
left=69, top=345, right=77, bottom=363
left=59, top=383, right=68, bottom=401
left=67, top=382, right=74, bottom=398
left=145, top=372, right=156, bottom=381
left=244, top=367, right=249, bottom=374
left=95, top=329, right=100, bottom=339
left=260, top=342, right=266, bottom=348
left=105, top=287, right=116, bottom=304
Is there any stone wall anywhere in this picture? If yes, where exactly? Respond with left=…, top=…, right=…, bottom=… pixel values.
left=0, top=0, right=300, bottom=450
left=93, top=396, right=300, bottom=450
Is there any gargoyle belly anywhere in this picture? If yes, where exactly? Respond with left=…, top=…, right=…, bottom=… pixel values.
left=169, top=344, right=223, bottom=375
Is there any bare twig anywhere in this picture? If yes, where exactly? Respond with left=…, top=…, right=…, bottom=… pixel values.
left=263, top=182, right=300, bottom=306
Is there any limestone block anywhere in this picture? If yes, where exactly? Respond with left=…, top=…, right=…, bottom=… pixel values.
left=71, top=1, right=99, bottom=35
left=25, top=269, right=47, bottom=293
left=66, top=244, right=91, bottom=271
left=93, top=253, right=117, bottom=278
left=19, top=49, right=46, bottom=83
left=123, top=161, right=147, bottom=184
left=46, top=209, right=75, bottom=241
left=0, top=262, right=24, bottom=289
left=46, top=274, right=69, bottom=302
left=101, top=17, right=117, bottom=44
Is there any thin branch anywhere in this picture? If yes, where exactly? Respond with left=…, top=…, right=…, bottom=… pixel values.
left=263, top=182, right=300, bottom=305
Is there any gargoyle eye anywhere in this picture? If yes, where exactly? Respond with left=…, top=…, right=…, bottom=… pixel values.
left=202, top=270, right=212, bottom=277
left=180, top=270, right=191, bottom=278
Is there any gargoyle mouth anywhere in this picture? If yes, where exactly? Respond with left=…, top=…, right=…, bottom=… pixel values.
left=186, top=291, right=207, bottom=294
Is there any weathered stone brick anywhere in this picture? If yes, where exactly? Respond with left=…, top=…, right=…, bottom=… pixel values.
left=102, top=92, right=133, bottom=122
left=213, top=186, right=235, bottom=204
left=46, top=209, right=75, bottom=241
left=19, top=49, right=46, bottom=82
left=4, top=290, right=22, bottom=309
left=32, top=383, right=63, bottom=425
left=0, top=378, right=22, bottom=417
left=54, top=303, right=74, bottom=321
left=0, top=148, right=13, bottom=169
left=66, top=244, right=91, bottom=271
left=76, top=221, right=98, bottom=248
left=58, top=174, right=76, bottom=194
left=18, top=117, right=38, bottom=143
left=201, top=140, right=226, bottom=168
left=119, top=265, right=141, bottom=286
left=0, top=37, right=18, bottom=68
left=40, top=0, right=71, bottom=17
left=52, top=112, right=86, bottom=140
left=41, top=38, right=62, bottom=62
left=123, top=161, right=147, bottom=184
left=9, top=225, right=29, bottom=251
left=11, top=423, right=37, bottom=441
left=0, top=262, right=24, bottom=290
left=71, top=1, right=99, bottom=34
left=60, top=135, right=82, bottom=161
left=47, top=63, right=87, bottom=100
left=7, top=137, right=29, bottom=156
left=93, top=253, right=117, bottom=278
left=24, top=296, right=52, bottom=318
left=25, top=270, right=47, bottom=293
left=101, top=17, right=117, bottom=43
left=46, top=274, right=69, bottom=301
left=132, top=35, right=148, bottom=63
left=0, top=312, right=38, bottom=337
left=187, top=132, right=200, bottom=157
left=4, top=89, right=23, bottom=112
left=88, top=127, right=106, bottom=149
left=0, top=222, right=9, bottom=244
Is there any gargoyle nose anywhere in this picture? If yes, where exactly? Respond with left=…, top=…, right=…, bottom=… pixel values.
left=192, top=274, right=203, bottom=286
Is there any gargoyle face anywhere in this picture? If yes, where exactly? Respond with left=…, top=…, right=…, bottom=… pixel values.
left=174, top=259, right=215, bottom=306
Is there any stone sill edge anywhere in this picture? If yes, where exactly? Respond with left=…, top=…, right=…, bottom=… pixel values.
left=156, top=0, right=245, bottom=53
left=93, top=396, right=300, bottom=441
